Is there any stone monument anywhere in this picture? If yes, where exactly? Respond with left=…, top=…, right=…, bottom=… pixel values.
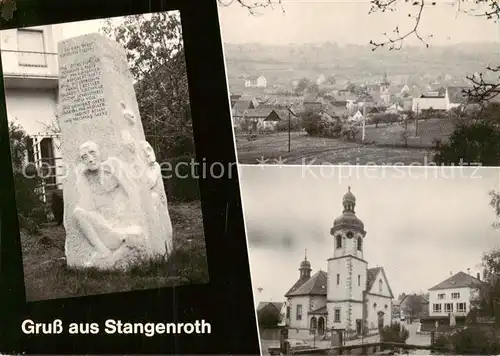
left=57, top=33, right=173, bottom=270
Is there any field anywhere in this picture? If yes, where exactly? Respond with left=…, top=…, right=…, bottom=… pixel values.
left=21, top=201, right=208, bottom=302
left=236, top=119, right=454, bottom=165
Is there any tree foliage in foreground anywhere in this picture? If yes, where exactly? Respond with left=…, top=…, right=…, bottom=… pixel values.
left=9, top=121, right=45, bottom=232
left=101, top=13, right=193, bottom=159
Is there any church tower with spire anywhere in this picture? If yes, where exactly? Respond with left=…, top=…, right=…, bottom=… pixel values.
left=327, top=186, right=368, bottom=335
left=380, top=71, right=391, bottom=105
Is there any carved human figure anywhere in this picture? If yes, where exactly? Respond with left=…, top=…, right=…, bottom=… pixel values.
left=140, top=140, right=173, bottom=254
left=73, top=141, right=145, bottom=264
left=120, top=100, right=136, bottom=126
left=119, top=101, right=145, bottom=179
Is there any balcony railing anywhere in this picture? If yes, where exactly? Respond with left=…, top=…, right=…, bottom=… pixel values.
left=0, top=49, right=59, bottom=79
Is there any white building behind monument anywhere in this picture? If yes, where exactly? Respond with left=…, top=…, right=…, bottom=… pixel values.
left=1, top=24, right=64, bottom=201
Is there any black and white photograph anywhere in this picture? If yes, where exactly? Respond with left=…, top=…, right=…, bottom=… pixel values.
left=240, top=165, right=500, bottom=354
left=3, top=11, right=208, bottom=302
left=219, top=0, right=500, bottom=166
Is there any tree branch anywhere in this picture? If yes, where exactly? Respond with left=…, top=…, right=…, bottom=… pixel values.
left=218, top=0, right=284, bottom=15
left=369, top=0, right=432, bottom=50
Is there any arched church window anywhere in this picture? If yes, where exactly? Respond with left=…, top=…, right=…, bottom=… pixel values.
left=336, top=235, right=342, bottom=248
left=379, top=279, right=383, bottom=293
left=357, top=237, right=362, bottom=251
left=373, top=303, right=377, bottom=308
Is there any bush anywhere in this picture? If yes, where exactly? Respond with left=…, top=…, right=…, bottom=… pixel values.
left=276, top=118, right=302, bottom=132
left=9, top=121, right=46, bottom=229
left=449, top=326, right=500, bottom=354
left=433, top=334, right=453, bottom=352
left=51, top=190, right=64, bottom=225
left=324, top=121, right=343, bottom=138
left=433, top=120, right=500, bottom=166
left=301, top=112, right=344, bottom=138
left=257, top=308, right=282, bottom=328
left=380, top=322, right=409, bottom=343
left=341, top=124, right=359, bottom=141
left=302, top=113, right=323, bottom=136
left=371, top=113, right=400, bottom=127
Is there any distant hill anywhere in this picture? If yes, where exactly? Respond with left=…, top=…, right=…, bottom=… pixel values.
left=224, top=42, right=500, bottom=89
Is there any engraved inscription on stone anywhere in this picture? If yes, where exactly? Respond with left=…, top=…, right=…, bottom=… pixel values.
left=59, top=40, right=95, bottom=59
left=59, top=46, right=108, bottom=123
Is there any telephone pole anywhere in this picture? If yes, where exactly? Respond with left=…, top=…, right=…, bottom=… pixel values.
left=288, top=108, right=291, bottom=153
left=415, top=103, right=419, bottom=136
left=362, top=104, right=366, bottom=143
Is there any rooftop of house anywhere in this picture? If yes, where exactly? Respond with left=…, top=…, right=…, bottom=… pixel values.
left=257, top=301, right=283, bottom=312
left=419, top=95, right=446, bottom=99
left=429, top=271, right=484, bottom=291
left=400, top=293, right=429, bottom=306
left=232, top=97, right=259, bottom=111
left=233, top=107, right=292, bottom=120
left=286, top=270, right=328, bottom=297
left=247, top=75, right=265, bottom=81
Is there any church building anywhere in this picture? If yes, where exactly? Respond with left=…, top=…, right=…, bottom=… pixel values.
left=284, top=187, right=394, bottom=339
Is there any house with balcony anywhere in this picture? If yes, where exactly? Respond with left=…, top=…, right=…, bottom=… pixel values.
left=1, top=25, right=64, bottom=203
left=428, top=271, right=484, bottom=318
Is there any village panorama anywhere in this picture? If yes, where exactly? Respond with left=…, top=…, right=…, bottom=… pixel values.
left=226, top=42, right=500, bottom=166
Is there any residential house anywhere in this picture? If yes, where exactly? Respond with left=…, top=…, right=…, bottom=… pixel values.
left=1, top=25, right=64, bottom=203
left=428, top=271, right=484, bottom=318
left=232, top=107, right=292, bottom=132
left=319, top=108, right=343, bottom=123
left=348, top=109, right=364, bottom=123
left=399, top=294, right=429, bottom=320
left=316, top=73, right=326, bottom=86
left=386, top=103, right=404, bottom=114
left=244, top=75, right=267, bottom=88
left=335, top=92, right=357, bottom=109
left=286, top=188, right=394, bottom=340
left=400, top=84, right=410, bottom=96
left=303, top=101, right=323, bottom=113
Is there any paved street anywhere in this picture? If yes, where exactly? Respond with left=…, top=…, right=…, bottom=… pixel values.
left=405, top=322, right=431, bottom=346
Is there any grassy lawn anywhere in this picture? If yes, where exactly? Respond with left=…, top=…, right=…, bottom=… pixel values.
left=22, top=201, right=208, bottom=302
left=236, top=131, right=436, bottom=165
left=363, top=118, right=455, bottom=147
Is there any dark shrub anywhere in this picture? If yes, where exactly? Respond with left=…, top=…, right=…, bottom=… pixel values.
left=380, top=322, right=409, bottom=343
left=450, top=326, right=500, bottom=354
left=51, top=190, right=64, bottom=225
left=302, top=114, right=323, bottom=136
left=433, top=120, right=500, bottom=166
left=162, top=155, right=200, bottom=202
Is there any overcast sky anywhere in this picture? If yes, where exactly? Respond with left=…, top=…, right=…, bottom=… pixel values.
left=218, top=0, right=499, bottom=46
left=239, top=166, right=500, bottom=303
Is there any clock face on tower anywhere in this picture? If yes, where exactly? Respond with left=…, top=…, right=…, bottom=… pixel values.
left=346, top=231, right=354, bottom=239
